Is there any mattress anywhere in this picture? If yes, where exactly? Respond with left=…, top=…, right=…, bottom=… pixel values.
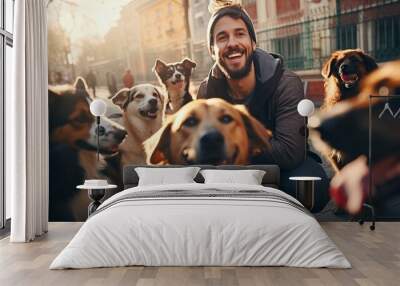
left=50, top=183, right=350, bottom=269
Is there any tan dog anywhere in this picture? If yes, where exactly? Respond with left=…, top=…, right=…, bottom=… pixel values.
left=112, top=84, right=165, bottom=165
left=145, top=98, right=272, bottom=165
left=322, top=49, right=378, bottom=110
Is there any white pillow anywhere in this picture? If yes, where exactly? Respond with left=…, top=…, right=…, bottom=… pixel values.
left=200, top=169, right=266, bottom=185
left=135, top=167, right=200, bottom=186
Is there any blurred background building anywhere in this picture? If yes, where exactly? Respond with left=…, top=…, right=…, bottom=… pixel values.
left=189, top=0, right=213, bottom=79
left=48, top=0, right=400, bottom=103
left=245, top=0, right=400, bottom=103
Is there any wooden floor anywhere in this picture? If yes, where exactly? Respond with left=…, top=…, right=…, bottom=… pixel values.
left=0, top=222, right=399, bottom=286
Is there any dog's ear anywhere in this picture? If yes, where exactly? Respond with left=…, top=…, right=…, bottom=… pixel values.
left=182, top=58, right=197, bottom=70
left=234, top=105, right=272, bottom=157
left=359, top=52, right=378, bottom=72
left=144, top=119, right=173, bottom=164
left=73, top=77, right=90, bottom=98
left=73, top=77, right=88, bottom=91
left=48, top=89, right=67, bottom=134
left=153, top=59, right=168, bottom=75
left=154, top=85, right=166, bottom=106
left=111, top=88, right=130, bottom=110
left=321, top=54, right=338, bottom=79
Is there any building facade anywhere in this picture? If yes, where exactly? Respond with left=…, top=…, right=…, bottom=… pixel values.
left=136, top=0, right=191, bottom=82
left=94, top=0, right=192, bottom=84
left=81, top=0, right=399, bottom=100
left=188, top=0, right=213, bottom=80
left=248, top=0, right=400, bottom=103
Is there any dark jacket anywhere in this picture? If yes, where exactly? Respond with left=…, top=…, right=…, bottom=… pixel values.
left=197, top=48, right=305, bottom=170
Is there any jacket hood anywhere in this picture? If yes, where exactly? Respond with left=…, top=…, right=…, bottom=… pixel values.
left=253, top=49, right=283, bottom=85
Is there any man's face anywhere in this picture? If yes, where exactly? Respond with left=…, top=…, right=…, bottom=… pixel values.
left=212, top=16, right=256, bottom=79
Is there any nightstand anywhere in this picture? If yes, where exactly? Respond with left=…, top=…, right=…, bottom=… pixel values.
left=289, top=176, right=321, bottom=211
left=76, top=184, right=117, bottom=216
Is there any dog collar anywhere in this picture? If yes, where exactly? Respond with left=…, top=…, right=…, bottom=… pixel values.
left=76, top=140, right=116, bottom=155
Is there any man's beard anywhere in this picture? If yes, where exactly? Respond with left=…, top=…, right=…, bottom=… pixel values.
left=218, top=49, right=254, bottom=80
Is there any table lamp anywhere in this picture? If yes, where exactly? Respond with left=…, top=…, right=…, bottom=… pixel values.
left=297, top=99, right=315, bottom=160
left=89, top=99, right=107, bottom=161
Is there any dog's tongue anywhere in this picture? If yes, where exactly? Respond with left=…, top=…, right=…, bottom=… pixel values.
left=147, top=110, right=157, bottom=117
left=341, top=74, right=357, bottom=82
left=111, top=145, right=119, bottom=153
left=175, top=81, right=184, bottom=88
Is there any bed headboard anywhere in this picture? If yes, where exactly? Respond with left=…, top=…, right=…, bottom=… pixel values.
left=123, top=165, right=280, bottom=189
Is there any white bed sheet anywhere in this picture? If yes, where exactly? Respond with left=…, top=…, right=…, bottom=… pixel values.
left=50, top=183, right=350, bottom=269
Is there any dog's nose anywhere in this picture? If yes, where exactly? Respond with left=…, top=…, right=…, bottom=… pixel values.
left=95, top=125, right=106, bottom=136
left=199, top=130, right=224, bottom=148
left=176, top=74, right=181, bottom=80
left=340, top=63, right=353, bottom=74
left=340, top=64, right=348, bottom=72
left=114, top=129, right=127, bottom=142
left=197, top=130, right=225, bottom=164
left=149, top=98, right=158, bottom=106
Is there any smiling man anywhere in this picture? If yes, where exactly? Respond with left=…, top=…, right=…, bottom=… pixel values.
left=197, top=3, right=329, bottom=212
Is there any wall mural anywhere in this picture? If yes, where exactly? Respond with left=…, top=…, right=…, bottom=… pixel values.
left=47, top=1, right=400, bottom=222
left=47, top=0, right=273, bottom=221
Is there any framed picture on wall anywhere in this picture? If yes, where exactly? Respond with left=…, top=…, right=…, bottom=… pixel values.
left=368, top=95, right=400, bottom=210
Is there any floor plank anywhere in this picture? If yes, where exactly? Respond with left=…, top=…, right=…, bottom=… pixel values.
left=0, top=222, right=399, bottom=286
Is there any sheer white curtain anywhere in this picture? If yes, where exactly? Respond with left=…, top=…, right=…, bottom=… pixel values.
left=7, top=0, right=49, bottom=242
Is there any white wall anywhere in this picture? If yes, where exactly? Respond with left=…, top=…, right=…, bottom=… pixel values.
left=5, top=45, right=13, bottom=219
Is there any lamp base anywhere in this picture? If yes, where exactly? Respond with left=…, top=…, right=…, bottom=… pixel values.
left=295, top=180, right=315, bottom=210
left=87, top=188, right=106, bottom=216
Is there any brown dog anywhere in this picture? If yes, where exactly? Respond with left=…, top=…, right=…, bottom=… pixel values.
left=49, top=77, right=96, bottom=221
left=145, top=98, right=272, bottom=165
left=322, top=49, right=378, bottom=110
left=311, top=61, right=400, bottom=214
left=320, top=49, right=378, bottom=170
left=49, top=78, right=94, bottom=147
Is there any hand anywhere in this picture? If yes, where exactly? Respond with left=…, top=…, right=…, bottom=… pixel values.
left=329, top=156, right=369, bottom=214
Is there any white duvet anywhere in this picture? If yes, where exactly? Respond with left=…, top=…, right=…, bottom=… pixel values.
left=50, top=183, right=350, bottom=269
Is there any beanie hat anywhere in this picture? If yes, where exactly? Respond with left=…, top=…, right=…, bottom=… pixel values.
left=207, top=2, right=257, bottom=55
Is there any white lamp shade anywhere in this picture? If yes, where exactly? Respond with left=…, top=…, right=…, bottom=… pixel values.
left=90, top=99, right=107, bottom=116
left=297, top=99, right=315, bottom=117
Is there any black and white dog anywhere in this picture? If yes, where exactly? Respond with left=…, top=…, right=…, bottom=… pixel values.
left=153, top=58, right=196, bottom=115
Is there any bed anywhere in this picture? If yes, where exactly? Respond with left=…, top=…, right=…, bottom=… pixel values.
left=50, top=165, right=350, bottom=269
